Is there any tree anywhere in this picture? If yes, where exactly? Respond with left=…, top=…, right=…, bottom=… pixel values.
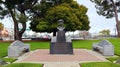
left=30, top=0, right=90, bottom=36
left=91, top=0, right=120, bottom=37
left=0, top=22, right=4, bottom=40
left=99, top=29, right=110, bottom=37
left=0, top=0, right=37, bottom=40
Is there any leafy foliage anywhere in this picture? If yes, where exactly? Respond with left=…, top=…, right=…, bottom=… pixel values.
left=91, top=0, right=120, bottom=18
left=45, top=3, right=81, bottom=31
left=99, top=29, right=110, bottom=36
left=30, top=0, right=90, bottom=34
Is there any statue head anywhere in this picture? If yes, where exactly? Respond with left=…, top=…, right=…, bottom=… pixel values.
left=57, top=19, right=65, bottom=31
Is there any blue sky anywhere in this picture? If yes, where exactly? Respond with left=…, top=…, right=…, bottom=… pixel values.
left=0, top=0, right=116, bottom=34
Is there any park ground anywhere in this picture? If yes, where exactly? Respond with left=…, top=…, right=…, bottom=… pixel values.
left=0, top=38, right=120, bottom=67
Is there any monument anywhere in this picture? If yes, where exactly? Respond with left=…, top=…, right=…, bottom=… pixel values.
left=50, top=19, right=73, bottom=54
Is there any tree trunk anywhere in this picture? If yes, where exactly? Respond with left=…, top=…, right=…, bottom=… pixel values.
left=10, top=9, right=27, bottom=41
left=14, top=20, right=20, bottom=40
left=9, top=10, right=20, bottom=40
left=111, top=0, right=120, bottom=37
left=18, top=32, right=23, bottom=41
left=18, top=22, right=26, bottom=41
left=19, top=13, right=27, bottom=41
left=53, top=30, right=57, bottom=36
left=116, top=22, right=120, bottom=37
left=10, top=10, right=26, bottom=40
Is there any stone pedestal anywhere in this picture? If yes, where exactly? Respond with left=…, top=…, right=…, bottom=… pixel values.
left=50, top=42, right=73, bottom=54
left=57, top=31, right=66, bottom=43
left=50, top=31, right=73, bottom=54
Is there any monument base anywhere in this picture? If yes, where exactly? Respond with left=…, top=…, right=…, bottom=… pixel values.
left=50, top=42, right=73, bottom=54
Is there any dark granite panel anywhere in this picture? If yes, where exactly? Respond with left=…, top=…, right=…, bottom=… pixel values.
left=50, top=42, right=73, bottom=54
left=57, top=31, right=66, bottom=43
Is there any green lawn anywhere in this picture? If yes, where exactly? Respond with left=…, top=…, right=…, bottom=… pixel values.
left=106, top=57, right=120, bottom=62
left=24, top=39, right=100, bottom=50
left=25, top=41, right=50, bottom=50
left=0, top=42, right=10, bottom=58
left=73, top=39, right=100, bottom=49
left=107, top=38, right=120, bottom=56
left=2, top=63, right=43, bottom=67
left=81, top=62, right=120, bottom=67
left=2, top=58, right=17, bottom=64
left=0, top=41, right=50, bottom=58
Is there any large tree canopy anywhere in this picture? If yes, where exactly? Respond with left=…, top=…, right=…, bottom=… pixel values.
left=30, top=0, right=90, bottom=36
left=45, top=3, right=82, bottom=31
left=91, top=0, right=120, bottom=37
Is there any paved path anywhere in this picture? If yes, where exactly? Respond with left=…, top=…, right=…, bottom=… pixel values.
left=15, top=49, right=109, bottom=67
left=16, top=49, right=107, bottom=63
left=43, top=62, right=80, bottom=67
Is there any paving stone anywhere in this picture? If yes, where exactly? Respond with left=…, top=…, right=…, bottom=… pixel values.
left=16, top=49, right=108, bottom=63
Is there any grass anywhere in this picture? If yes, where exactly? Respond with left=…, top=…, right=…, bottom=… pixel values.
left=0, top=42, right=10, bottom=58
left=80, top=62, right=120, bottom=67
left=25, top=40, right=101, bottom=50
left=107, top=38, right=120, bottom=56
left=73, top=39, right=100, bottom=49
left=2, top=63, right=43, bottom=67
left=24, top=41, right=50, bottom=50
left=0, top=41, right=50, bottom=58
left=106, top=57, right=120, bottom=62
left=1, top=58, right=17, bottom=64
left=72, top=38, right=120, bottom=56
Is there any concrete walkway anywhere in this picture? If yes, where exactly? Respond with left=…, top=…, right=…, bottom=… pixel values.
left=15, top=49, right=109, bottom=67
left=43, top=62, right=80, bottom=67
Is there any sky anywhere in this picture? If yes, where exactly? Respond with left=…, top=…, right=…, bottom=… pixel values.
left=0, top=0, right=117, bottom=34
left=77, top=0, right=116, bottom=34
